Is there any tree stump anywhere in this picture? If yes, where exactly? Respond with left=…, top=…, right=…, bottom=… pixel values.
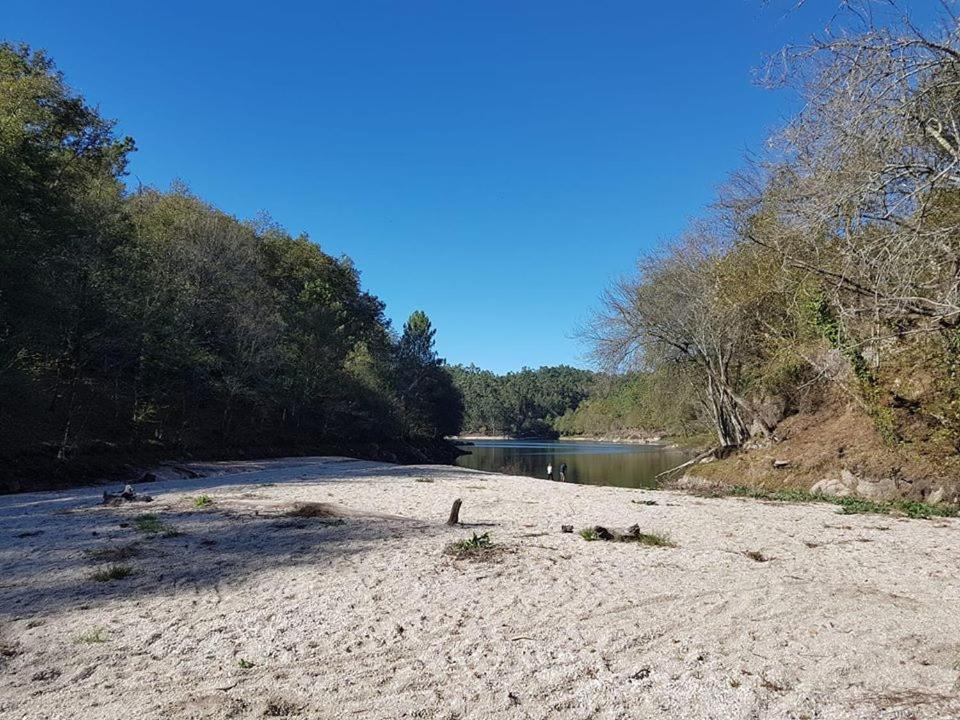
left=447, top=498, right=462, bottom=526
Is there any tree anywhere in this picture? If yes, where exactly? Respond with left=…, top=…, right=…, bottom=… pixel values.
left=0, top=43, right=465, bottom=483
left=741, top=1, right=960, bottom=343
left=448, top=364, right=595, bottom=437
left=396, top=311, right=463, bottom=439
left=587, top=231, right=785, bottom=447
left=0, top=42, right=134, bottom=459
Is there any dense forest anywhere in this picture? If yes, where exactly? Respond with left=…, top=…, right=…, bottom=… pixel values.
left=553, top=372, right=703, bottom=441
left=448, top=365, right=594, bottom=438
left=448, top=365, right=698, bottom=440
left=580, top=3, right=960, bottom=497
left=0, top=43, right=462, bottom=490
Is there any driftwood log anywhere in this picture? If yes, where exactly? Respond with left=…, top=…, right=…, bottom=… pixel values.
left=446, top=498, right=462, bottom=525
left=654, top=446, right=725, bottom=480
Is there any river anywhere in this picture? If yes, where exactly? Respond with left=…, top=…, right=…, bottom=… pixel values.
left=453, top=439, right=692, bottom=489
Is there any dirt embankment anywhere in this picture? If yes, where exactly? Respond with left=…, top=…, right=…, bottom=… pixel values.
left=681, top=402, right=960, bottom=505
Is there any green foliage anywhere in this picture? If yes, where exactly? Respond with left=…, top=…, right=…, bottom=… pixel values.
left=579, top=528, right=599, bottom=541
left=728, top=485, right=958, bottom=519
left=554, top=370, right=704, bottom=439
left=449, top=364, right=595, bottom=437
left=446, top=532, right=496, bottom=557
left=0, top=44, right=462, bottom=476
left=452, top=532, right=493, bottom=551
left=628, top=532, right=675, bottom=547
left=800, top=288, right=874, bottom=385
left=193, top=495, right=212, bottom=507
left=395, top=311, right=464, bottom=440
left=132, top=514, right=178, bottom=536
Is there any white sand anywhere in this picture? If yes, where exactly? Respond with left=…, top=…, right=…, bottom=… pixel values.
left=2, top=457, right=959, bottom=719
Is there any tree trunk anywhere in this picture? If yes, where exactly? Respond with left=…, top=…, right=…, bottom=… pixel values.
left=706, top=376, right=750, bottom=447
left=446, top=498, right=462, bottom=525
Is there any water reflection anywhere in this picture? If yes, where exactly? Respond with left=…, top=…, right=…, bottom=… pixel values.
left=454, top=439, right=691, bottom=489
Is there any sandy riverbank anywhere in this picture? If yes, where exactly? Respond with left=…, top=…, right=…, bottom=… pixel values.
left=2, top=457, right=959, bottom=719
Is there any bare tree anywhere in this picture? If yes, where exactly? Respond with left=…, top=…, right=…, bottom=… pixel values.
left=744, top=1, right=960, bottom=345
left=586, top=232, right=777, bottom=447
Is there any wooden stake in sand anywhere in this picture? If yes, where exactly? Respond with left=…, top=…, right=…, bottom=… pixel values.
left=447, top=498, right=462, bottom=525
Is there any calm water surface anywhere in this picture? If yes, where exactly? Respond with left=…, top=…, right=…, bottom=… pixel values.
left=454, top=439, right=692, bottom=489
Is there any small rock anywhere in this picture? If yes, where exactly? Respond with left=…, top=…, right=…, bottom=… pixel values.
left=560, top=525, right=574, bottom=533
left=844, top=469, right=897, bottom=500
left=810, top=477, right=853, bottom=498
left=594, top=526, right=614, bottom=541
left=103, top=485, right=153, bottom=505
left=772, top=459, right=790, bottom=469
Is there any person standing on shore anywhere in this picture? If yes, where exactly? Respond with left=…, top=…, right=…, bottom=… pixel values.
left=546, top=463, right=553, bottom=480
left=559, top=462, right=567, bottom=482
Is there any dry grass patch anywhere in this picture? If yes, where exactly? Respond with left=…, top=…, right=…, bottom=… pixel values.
left=133, top=513, right=180, bottom=536
left=580, top=525, right=675, bottom=547
left=284, top=502, right=343, bottom=519
left=90, top=564, right=134, bottom=582
left=74, top=628, right=108, bottom=644
left=84, top=543, right=138, bottom=562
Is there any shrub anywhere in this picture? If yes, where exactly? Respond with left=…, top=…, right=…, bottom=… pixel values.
left=132, top=513, right=179, bottom=536
left=91, top=564, right=134, bottom=582
left=445, top=532, right=497, bottom=558
left=74, top=628, right=108, bottom=644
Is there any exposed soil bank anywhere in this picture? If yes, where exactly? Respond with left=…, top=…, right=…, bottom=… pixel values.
left=2, top=457, right=959, bottom=719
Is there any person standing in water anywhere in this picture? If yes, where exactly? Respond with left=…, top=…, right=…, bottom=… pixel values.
left=546, top=463, right=554, bottom=480
left=559, top=462, right=567, bottom=482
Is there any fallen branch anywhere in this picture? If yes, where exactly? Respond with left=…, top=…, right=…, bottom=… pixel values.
left=654, top=447, right=720, bottom=480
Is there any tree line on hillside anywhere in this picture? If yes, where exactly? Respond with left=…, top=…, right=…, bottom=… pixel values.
left=450, top=364, right=706, bottom=440
left=553, top=372, right=703, bottom=440
left=448, top=365, right=595, bottom=437
left=585, top=2, right=960, bottom=471
left=0, top=43, right=462, bottom=488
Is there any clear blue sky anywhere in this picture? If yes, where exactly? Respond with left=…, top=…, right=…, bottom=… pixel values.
left=6, top=0, right=852, bottom=372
